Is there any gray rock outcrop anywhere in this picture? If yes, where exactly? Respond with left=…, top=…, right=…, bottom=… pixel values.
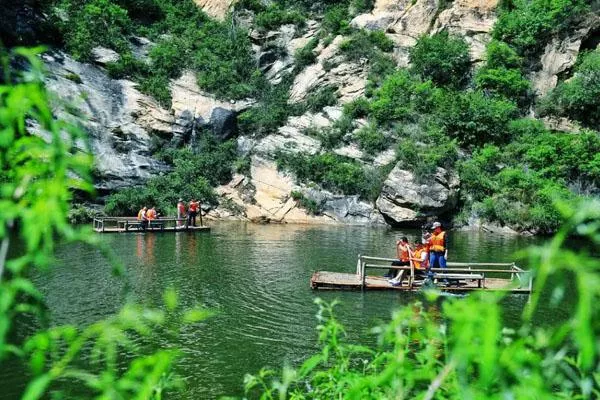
left=351, top=0, right=500, bottom=66
left=530, top=14, right=600, bottom=97
left=170, top=71, right=253, bottom=144
left=289, top=36, right=368, bottom=103
left=252, top=106, right=343, bottom=157
left=43, top=52, right=171, bottom=193
left=376, top=164, right=460, bottom=226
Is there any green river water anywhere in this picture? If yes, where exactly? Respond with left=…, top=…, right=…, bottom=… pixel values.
left=2, top=222, right=572, bottom=399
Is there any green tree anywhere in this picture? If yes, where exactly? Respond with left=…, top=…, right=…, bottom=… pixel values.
left=493, top=0, right=590, bottom=59
left=475, top=41, right=529, bottom=100
left=409, top=31, right=471, bottom=87
left=434, top=90, right=519, bottom=147
left=52, top=0, right=132, bottom=60
left=538, top=49, right=600, bottom=128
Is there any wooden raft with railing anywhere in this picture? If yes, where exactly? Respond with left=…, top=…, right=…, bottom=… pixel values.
left=92, top=217, right=210, bottom=233
left=310, top=255, right=533, bottom=294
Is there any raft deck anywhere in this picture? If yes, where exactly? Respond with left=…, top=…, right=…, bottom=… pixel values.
left=311, top=256, right=532, bottom=294
left=93, top=217, right=210, bottom=233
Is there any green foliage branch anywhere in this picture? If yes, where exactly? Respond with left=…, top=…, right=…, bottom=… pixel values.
left=0, top=48, right=210, bottom=399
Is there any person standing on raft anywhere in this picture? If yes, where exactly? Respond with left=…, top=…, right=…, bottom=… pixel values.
left=188, top=199, right=199, bottom=227
left=429, top=221, right=448, bottom=271
left=137, top=206, right=148, bottom=231
left=177, top=199, right=186, bottom=227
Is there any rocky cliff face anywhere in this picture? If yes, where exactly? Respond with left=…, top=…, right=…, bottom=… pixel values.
left=39, top=0, right=597, bottom=228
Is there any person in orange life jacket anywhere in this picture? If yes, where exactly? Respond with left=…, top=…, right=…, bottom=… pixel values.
left=146, top=207, right=158, bottom=228
left=137, top=206, right=148, bottom=230
left=428, top=221, right=448, bottom=282
left=412, top=239, right=430, bottom=278
left=177, top=199, right=186, bottom=227
left=385, top=237, right=412, bottom=278
left=188, top=199, right=199, bottom=227
left=146, top=207, right=157, bottom=220
left=390, top=240, right=429, bottom=286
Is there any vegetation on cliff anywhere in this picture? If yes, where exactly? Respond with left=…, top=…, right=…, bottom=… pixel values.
left=9, top=0, right=598, bottom=232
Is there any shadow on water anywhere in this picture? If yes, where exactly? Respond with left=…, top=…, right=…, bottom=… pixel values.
left=1, top=222, right=572, bottom=399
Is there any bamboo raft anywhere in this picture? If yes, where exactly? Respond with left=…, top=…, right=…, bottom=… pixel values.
left=311, top=255, right=533, bottom=294
left=93, top=217, right=210, bottom=233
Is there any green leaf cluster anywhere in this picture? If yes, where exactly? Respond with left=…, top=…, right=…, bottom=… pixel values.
left=493, top=0, right=590, bottom=59
left=409, top=31, right=471, bottom=88
left=104, top=136, right=237, bottom=216
left=539, top=48, right=600, bottom=128
left=254, top=4, right=307, bottom=31
left=339, top=29, right=394, bottom=63
left=459, top=119, right=600, bottom=232
left=275, top=152, right=387, bottom=201
left=0, top=48, right=211, bottom=399
left=475, top=40, right=530, bottom=100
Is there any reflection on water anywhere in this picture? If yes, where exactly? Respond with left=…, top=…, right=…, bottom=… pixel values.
left=2, top=222, right=569, bottom=399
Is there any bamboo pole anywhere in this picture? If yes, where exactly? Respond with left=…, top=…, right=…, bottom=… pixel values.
left=361, top=256, right=366, bottom=290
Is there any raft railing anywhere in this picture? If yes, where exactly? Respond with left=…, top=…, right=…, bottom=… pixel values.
left=92, top=216, right=204, bottom=233
left=357, top=255, right=532, bottom=291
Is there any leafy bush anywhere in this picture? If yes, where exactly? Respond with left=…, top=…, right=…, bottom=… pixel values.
left=350, top=0, right=375, bottom=14
left=475, top=40, right=529, bottom=100
left=105, top=52, right=149, bottom=79
left=354, top=122, right=387, bottom=155
left=254, top=4, right=306, bottom=30
left=409, top=31, right=471, bottom=87
left=493, top=0, right=590, bottom=59
left=238, top=79, right=296, bottom=137
left=459, top=120, right=600, bottom=231
left=138, top=74, right=172, bottom=106
left=321, top=4, right=351, bottom=36
left=396, top=120, right=459, bottom=182
left=290, top=191, right=321, bottom=215
left=369, top=70, right=436, bottom=124
left=312, top=115, right=354, bottom=150
left=51, top=0, right=132, bottom=60
left=365, top=52, right=397, bottom=95
left=306, top=85, right=338, bottom=112
left=294, top=37, right=318, bottom=69
left=343, top=97, right=370, bottom=118
left=434, top=90, right=519, bottom=147
left=275, top=152, right=379, bottom=199
left=538, top=49, right=600, bottom=128
left=339, top=29, right=394, bottom=62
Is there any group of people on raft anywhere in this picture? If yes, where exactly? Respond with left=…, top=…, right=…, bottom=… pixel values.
left=136, top=199, right=202, bottom=230
left=385, top=221, right=447, bottom=286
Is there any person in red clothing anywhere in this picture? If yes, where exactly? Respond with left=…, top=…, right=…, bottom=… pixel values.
left=177, top=199, right=186, bottom=227
left=188, top=199, right=199, bottom=227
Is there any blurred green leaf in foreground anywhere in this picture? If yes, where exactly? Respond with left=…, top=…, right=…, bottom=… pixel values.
left=0, top=47, right=210, bottom=399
